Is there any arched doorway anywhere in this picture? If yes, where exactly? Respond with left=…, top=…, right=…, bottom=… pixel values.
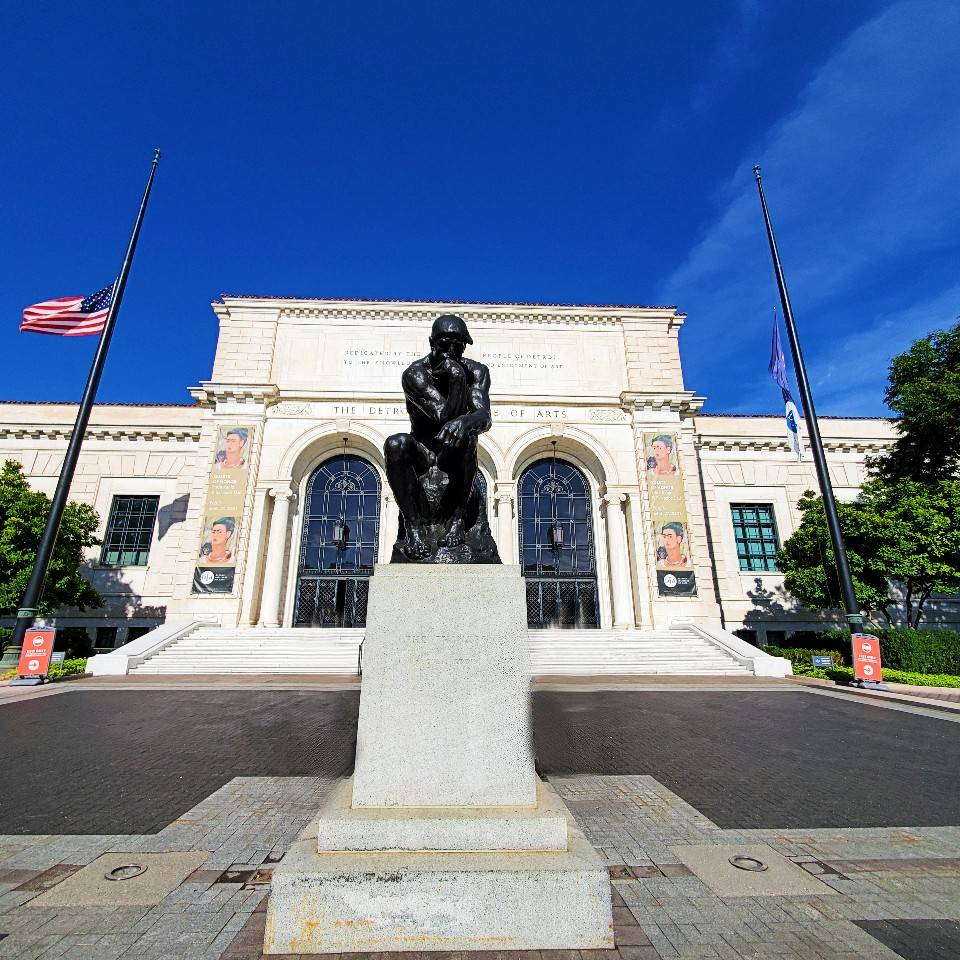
left=294, top=454, right=381, bottom=627
left=518, top=458, right=599, bottom=628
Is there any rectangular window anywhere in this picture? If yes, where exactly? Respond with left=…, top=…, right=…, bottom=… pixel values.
left=100, top=495, right=159, bottom=566
left=730, top=503, right=780, bottom=572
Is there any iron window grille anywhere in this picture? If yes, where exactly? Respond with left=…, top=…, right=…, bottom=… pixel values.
left=518, top=458, right=599, bottom=628
left=294, top=454, right=381, bottom=627
left=730, top=503, right=781, bottom=572
left=100, top=495, right=159, bottom=566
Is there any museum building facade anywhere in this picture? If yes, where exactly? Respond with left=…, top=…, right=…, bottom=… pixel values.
left=0, top=296, right=919, bottom=658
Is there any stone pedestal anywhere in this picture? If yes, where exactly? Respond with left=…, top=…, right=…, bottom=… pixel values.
left=265, top=565, right=612, bottom=954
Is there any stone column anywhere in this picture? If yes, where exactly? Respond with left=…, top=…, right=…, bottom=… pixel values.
left=259, top=487, right=294, bottom=628
left=495, top=491, right=515, bottom=562
left=603, top=492, right=634, bottom=628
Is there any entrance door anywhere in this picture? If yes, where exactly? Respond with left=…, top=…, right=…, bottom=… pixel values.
left=294, top=454, right=381, bottom=627
left=518, top=458, right=600, bottom=628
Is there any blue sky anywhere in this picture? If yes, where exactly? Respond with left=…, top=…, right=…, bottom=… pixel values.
left=2, top=1, right=957, bottom=415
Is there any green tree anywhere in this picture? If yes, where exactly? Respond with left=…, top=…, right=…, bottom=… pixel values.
left=777, top=480, right=960, bottom=627
left=876, top=320, right=960, bottom=484
left=0, top=460, right=102, bottom=616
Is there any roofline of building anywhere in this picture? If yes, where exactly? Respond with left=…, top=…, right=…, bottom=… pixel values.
left=0, top=399, right=197, bottom=408
left=697, top=412, right=892, bottom=421
left=216, top=294, right=681, bottom=312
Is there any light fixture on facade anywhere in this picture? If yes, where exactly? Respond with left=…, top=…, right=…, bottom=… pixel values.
left=333, top=438, right=350, bottom=552
left=548, top=440, right=563, bottom=553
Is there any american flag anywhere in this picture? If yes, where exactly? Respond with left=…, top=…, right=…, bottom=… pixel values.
left=20, top=283, right=115, bottom=336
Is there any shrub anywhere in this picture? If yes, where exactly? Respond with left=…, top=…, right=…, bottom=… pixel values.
left=46, top=657, right=87, bottom=680
left=765, top=646, right=848, bottom=670
left=818, top=627, right=960, bottom=674
left=0, top=626, right=11, bottom=655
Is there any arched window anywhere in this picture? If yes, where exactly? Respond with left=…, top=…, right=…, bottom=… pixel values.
left=294, top=454, right=381, bottom=627
left=518, top=458, right=599, bottom=629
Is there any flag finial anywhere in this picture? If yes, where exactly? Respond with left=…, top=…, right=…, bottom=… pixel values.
left=753, top=164, right=762, bottom=181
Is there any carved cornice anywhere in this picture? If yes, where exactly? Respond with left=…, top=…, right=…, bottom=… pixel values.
left=0, top=425, right=199, bottom=443
left=620, top=391, right=705, bottom=417
left=276, top=306, right=632, bottom=328
left=189, top=383, right=280, bottom=408
left=696, top=436, right=892, bottom=455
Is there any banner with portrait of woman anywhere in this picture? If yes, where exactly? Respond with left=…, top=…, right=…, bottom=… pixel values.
left=642, top=431, right=697, bottom=597
left=192, top=424, right=255, bottom=594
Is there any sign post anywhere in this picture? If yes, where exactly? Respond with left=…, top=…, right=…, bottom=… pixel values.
left=11, top=628, right=56, bottom=686
left=852, top=633, right=886, bottom=689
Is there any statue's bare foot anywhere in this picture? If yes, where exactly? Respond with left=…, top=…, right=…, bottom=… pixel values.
left=404, top=525, right=431, bottom=560
left=439, top=516, right=466, bottom=548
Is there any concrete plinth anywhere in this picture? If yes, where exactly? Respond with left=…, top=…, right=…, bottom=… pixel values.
left=265, top=794, right=613, bottom=953
left=353, top=565, right=536, bottom=808
left=317, top=778, right=568, bottom=852
left=265, top=564, right=612, bottom=953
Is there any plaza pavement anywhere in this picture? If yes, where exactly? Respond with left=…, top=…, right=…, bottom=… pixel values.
left=0, top=676, right=958, bottom=959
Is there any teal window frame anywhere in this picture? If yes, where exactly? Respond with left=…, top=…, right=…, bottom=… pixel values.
left=730, top=503, right=780, bottom=572
left=100, top=495, right=159, bottom=567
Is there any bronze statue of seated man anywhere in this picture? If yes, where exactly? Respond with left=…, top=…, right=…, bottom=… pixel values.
left=384, top=314, right=500, bottom=564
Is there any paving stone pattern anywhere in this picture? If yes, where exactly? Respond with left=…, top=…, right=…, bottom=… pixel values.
left=2, top=689, right=959, bottom=835
left=0, top=774, right=958, bottom=959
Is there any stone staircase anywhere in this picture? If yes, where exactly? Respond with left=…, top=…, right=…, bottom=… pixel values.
left=128, top=624, right=751, bottom=676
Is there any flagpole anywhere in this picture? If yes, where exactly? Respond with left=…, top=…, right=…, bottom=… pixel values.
left=752, top=165, right=863, bottom=636
left=11, top=149, right=161, bottom=653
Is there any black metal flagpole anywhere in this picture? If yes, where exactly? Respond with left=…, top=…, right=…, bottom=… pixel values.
left=11, top=149, right=161, bottom=652
left=752, top=165, right=863, bottom=637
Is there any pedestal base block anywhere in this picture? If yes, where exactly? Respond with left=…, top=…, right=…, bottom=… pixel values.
left=317, top=778, right=568, bottom=852
left=265, top=803, right=612, bottom=954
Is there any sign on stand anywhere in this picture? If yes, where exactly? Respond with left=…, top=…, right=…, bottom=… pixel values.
left=852, top=633, right=883, bottom=684
left=16, top=628, right=55, bottom=682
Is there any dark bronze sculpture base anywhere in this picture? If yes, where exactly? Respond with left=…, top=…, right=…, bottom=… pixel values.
left=390, top=483, right=501, bottom=565
left=390, top=520, right=501, bottom=565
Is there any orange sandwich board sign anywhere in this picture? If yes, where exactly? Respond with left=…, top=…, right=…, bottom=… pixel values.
left=16, top=628, right=55, bottom=681
left=852, top=633, right=882, bottom=683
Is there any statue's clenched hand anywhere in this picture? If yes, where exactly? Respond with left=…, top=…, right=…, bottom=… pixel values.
left=437, top=416, right=468, bottom=447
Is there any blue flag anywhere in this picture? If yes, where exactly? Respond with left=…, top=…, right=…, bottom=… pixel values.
left=769, top=312, right=803, bottom=460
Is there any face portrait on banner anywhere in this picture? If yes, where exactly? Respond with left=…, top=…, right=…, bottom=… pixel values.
left=642, top=431, right=697, bottom=597
left=646, top=434, right=679, bottom=476
left=193, top=425, right=254, bottom=594
left=214, top=427, right=249, bottom=470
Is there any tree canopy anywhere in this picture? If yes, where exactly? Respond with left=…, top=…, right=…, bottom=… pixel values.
left=0, top=460, right=102, bottom=616
left=875, top=320, right=960, bottom=484
left=777, top=480, right=960, bottom=627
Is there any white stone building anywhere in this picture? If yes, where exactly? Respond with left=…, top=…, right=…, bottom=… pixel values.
left=0, top=296, right=923, bottom=674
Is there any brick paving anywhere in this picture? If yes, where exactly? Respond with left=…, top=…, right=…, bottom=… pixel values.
left=1, top=773, right=958, bottom=958
left=2, top=687, right=959, bottom=835
left=0, top=685, right=959, bottom=957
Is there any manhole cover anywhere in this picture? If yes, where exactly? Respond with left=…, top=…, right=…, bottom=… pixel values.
left=104, top=864, right=147, bottom=881
left=729, top=855, right=768, bottom=872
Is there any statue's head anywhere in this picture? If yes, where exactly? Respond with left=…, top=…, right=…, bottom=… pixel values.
left=429, top=314, right=473, bottom=356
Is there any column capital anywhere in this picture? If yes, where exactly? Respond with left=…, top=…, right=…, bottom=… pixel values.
left=494, top=491, right=514, bottom=505
left=269, top=486, right=294, bottom=502
left=602, top=491, right=627, bottom=508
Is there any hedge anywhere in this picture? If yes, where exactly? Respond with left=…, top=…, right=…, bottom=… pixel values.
left=822, top=665, right=960, bottom=688
left=816, top=628, right=960, bottom=675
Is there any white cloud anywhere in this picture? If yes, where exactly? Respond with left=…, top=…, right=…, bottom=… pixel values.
left=662, top=1, right=960, bottom=415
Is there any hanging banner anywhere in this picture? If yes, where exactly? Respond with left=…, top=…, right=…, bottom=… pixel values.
left=643, top=432, right=697, bottom=597
left=192, top=425, right=254, bottom=594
